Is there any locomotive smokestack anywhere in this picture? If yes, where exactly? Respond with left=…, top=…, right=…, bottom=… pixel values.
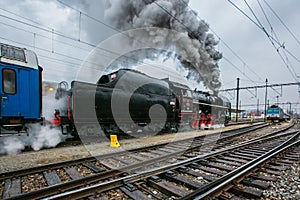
left=104, top=0, right=222, bottom=91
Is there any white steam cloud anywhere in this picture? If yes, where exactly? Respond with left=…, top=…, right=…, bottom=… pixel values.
left=28, top=124, right=66, bottom=151
left=104, top=0, right=222, bottom=91
left=0, top=137, right=25, bottom=155
left=0, top=125, right=66, bottom=155
left=0, top=89, right=67, bottom=156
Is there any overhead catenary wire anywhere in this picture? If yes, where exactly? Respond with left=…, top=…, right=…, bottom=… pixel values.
left=152, top=1, right=196, bottom=35
left=259, top=0, right=300, bottom=79
left=0, top=21, right=92, bottom=53
left=234, top=1, right=299, bottom=83
left=220, top=81, right=300, bottom=92
left=263, top=0, right=300, bottom=48
left=1, top=4, right=206, bottom=79
left=152, top=0, right=268, bottom=91
left=0, top=7, right=70, bottom=38
left=0, top=1, right=298, bottom=106
left=157, top=0, right=282, bottom=101
left=134, top=0, right=300, bottom=112
left=0, top=9, right=131, bottom=64
left=56, top=0, right=166, bottom=53
left=227, top=0, right=300, bottom=82
left=232, top=102, right=300, bottom=107
left=0, top=36, right=84, bottom=66
left=57, top=0, right=261, bottom=87
left=56, top=0, right=120, bottom=35
left=180, top=0, right=298, bottom=103
left=256, top=0, right=299, bottom=79
left=0, top=38, right=82, bottom=77
left=244, top=0, right=299, bottom=81
left=0, top=22, right=139, bottom=73
left=222, top=56, right=253, bottom=82
left=227, top=0, right=300, bottom=63
left=159, top=1, right=269, bottom=102
left=177, top=0, right=283, bottom=101
left=57, top=0, right=280, bottom=94
left=179, top=0, right=264, bottom=85
left=57, top=0, right=220, bottom=83
left=0, top=13, right=95, bottom=48
left=0, top=14, right=181, bottom=78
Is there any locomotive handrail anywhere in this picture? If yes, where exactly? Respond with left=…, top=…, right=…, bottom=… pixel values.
left=193, top=101, right=229, bottom=109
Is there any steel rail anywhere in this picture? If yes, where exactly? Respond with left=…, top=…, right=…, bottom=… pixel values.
left=4, top=124, right=295, bottom=200
left=39, top=128, right=298, bottom=200
left=0, top=122, right=268, bottom=181
left=181, top=132, right=300, bottom=200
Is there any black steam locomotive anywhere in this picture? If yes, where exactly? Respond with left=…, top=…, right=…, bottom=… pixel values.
left=53, top=69, right=194, bottom=135
left=52, top=69, right=230, bottom=136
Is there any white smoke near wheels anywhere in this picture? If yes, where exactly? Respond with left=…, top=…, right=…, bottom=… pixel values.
left=0, top=125, right=66, bottom=155
left=27, top=124, right=67, bottom=151
left=0, top=137, right=25, bottom=155
left=0, top=92, right=68, bottom=155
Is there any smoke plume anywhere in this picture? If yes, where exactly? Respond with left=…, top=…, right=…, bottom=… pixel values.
left=104, top=0, right=222, bottom=91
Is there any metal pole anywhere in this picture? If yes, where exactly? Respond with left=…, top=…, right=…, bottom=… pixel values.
left=264, top=79, right=268, bottom=122
left=236, top=78, right=240, bottom=122
left=257, top=99, right=259, bottom=116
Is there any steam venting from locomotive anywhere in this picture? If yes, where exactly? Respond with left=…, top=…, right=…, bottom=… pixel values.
left=0, top=125, right=66, bottom=155
left=104, top=0, right=222, bottom=91
left=0, top=90, right=67, bottom=155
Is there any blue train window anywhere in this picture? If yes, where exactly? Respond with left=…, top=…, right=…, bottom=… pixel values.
left=3, top=69, right=16, bottom=94
left=0, top=45, right=25, bottom=62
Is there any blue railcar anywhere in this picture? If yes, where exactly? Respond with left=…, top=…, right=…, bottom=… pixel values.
left=266, top=105, right=284, bottom=122
left=0, top=43, right=43, bottom=132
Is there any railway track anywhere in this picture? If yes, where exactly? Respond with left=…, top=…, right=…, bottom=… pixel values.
left=225, top=118, right=264, bottom=126
left=0, top=122, right=295, bottom=199
left=44, top=129, right=299, bottom=200
left=210, top=144, right=300, bottom=199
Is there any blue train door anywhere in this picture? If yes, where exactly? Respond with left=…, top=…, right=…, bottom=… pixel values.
left=0, top=68, right=19, bottom=118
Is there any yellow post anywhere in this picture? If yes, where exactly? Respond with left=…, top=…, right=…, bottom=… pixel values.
left=110, top=135, right=120, bottom=148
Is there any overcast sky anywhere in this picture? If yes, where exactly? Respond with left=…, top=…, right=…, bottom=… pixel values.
left=0, top=0, right=299, bottom=113
left=190, top=0, right=300, bottom=113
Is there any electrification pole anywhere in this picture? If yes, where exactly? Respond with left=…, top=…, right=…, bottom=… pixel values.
left=287, top=102, right=292, bottom=116
left=257, top=99, right=259, bottom=116
left=236, top=78, right=240, bottom=122
left=264, top=79, right=268, bottom=122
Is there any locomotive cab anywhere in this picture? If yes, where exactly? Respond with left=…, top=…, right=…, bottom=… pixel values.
left=167, top=81, right=194, bottom=126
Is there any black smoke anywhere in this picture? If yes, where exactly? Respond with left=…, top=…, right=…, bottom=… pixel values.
left=104, top=0, right=222, bottom=91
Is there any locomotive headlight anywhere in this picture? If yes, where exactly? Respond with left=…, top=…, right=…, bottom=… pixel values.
left=48, top=87, right=54, bottom=91
left=170, top=101, right=176, bottom=106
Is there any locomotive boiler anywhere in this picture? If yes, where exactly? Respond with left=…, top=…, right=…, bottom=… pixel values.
left=53, top=69, right=194, bottom=135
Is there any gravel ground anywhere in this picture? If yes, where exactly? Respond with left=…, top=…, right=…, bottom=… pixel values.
left=262, top=163, right=300, bottom=200
left=0, top=122, right=291, bottom=173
